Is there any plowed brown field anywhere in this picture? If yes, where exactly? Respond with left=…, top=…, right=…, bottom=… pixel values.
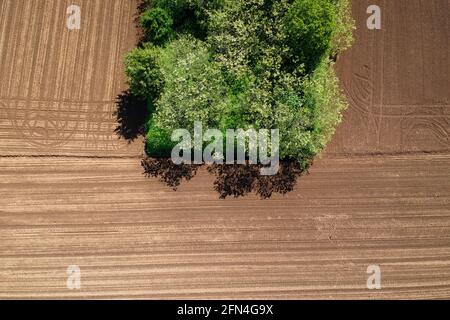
left=0, top=0, right=449, bottom=299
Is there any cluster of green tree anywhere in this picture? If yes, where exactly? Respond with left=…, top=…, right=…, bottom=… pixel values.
left=125, top=0, right=354, bottom=169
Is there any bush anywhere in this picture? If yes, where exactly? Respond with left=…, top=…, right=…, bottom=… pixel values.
left=145, top=119, right=175, bottom=158
left=140, top=7, right=174, bottom=45
left=125, top=0, right=354, bottom=168
left=331, top=0, right=355, bottom=55
left=152, top=36, right=229, bottom=133
left=144, top=0, right=225, bottom=41
left=275, top=58, right=347, bottom=167
left=283, top=0, right=337, bottom=73
left=124, top=45, right=164, bottom=101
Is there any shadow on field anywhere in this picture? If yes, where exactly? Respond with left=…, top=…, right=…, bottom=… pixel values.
left=141, top=157, right=307, bottom=199
left=141, top=158, right=201, bottom=190
left=114, top=90, right=148, bottom=142
left=208, top=161, right=306, bottom=199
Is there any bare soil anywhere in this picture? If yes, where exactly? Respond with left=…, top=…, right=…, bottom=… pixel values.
left=0, top=0, right=449, bottom=299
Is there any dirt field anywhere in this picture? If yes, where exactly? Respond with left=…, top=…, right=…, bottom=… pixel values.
left=0, top=0, right=449, bottom=299
left=1, top=155, right=450, bottom=299
left=0, top=0, right=141, bottom=156
left=330, top=0, right=449, bottom=154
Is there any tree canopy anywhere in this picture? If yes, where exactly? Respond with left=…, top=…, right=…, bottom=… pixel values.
left=125, top=0, right=354, bottom=169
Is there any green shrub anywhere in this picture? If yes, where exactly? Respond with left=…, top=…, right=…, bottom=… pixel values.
left=283, top=0, right=336, bottom=73
left=152, top=36, right=230, bottom=133
left=275, top=58, right=347, bottom=166
left=125, top=0, right=354, bottom=167
left=145, top=119, right=175, bottom=157
left=331, top=0, right=355, bottom=55
left=140, top=7, right=174, bottom=45
left=149, top=0, right=225, bottom=40
left=124, top=45, right=164, bottom=101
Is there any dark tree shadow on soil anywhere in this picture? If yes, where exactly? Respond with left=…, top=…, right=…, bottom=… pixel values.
left=114, top=3, right=151, bottom=142
left=142, top=158, right=201, bottom=190
left=208, top=161, right=307, bottom=199
left=141, top=157, right=310, bottom=199
left=114, top=90, right=148, bottom=142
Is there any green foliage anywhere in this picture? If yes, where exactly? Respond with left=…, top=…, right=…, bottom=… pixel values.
left=145, top=119, right=175, bottom=158
left=283, top=0, right=336, bottom=73
left=275, top=58, right=347, bottom=166
left=143, top=0, right=225, bottom=42
left=152, top=36, right=229, bottom=133
left=330, top=0, right=355, bottom=55
left=126, top=0, right=354, bottom=165
left=140, top=7, right=174, bottom=45
left=124, top=45, right=164, bottom=101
